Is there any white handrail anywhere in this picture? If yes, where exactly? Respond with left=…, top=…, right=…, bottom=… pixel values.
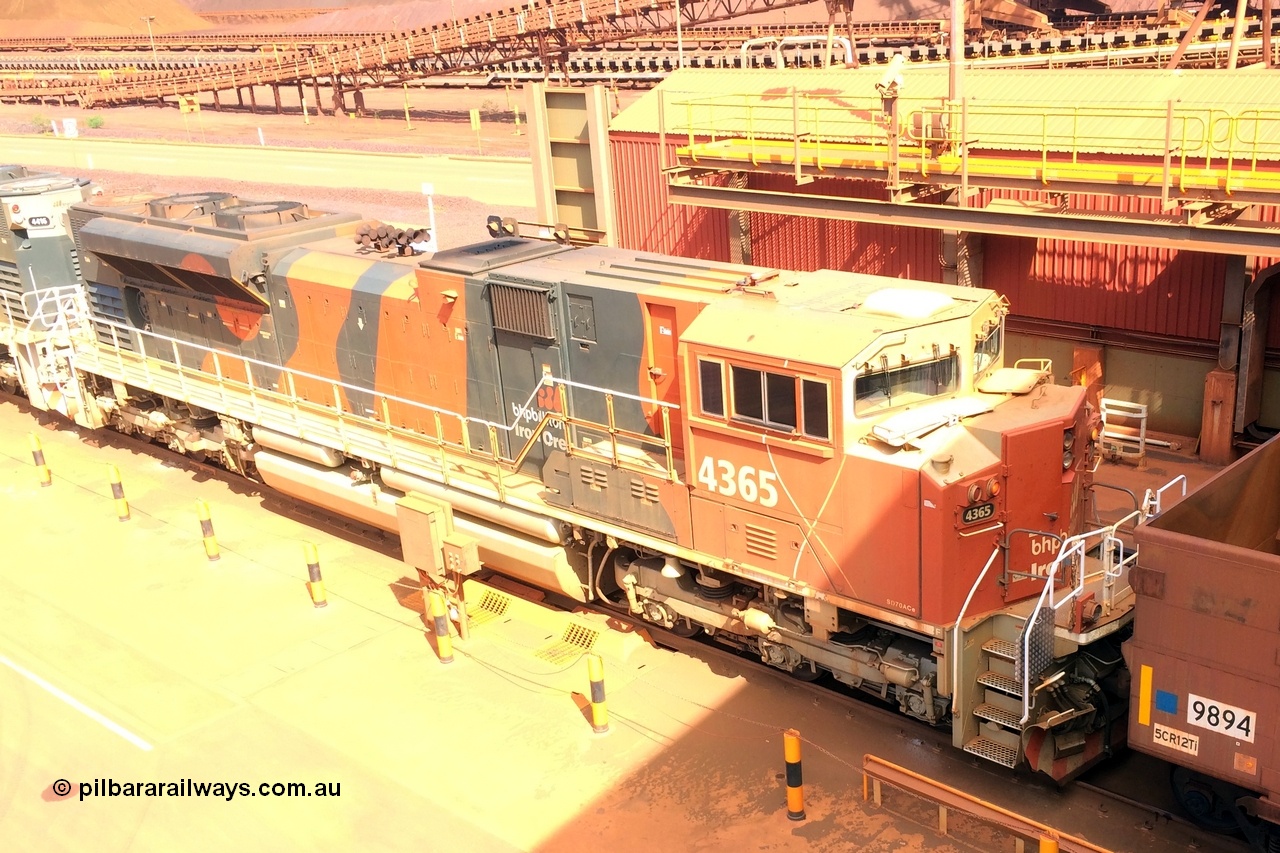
left=950, top=545, right=1002, bottom=714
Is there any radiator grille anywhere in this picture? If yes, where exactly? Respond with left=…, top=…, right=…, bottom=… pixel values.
left=489, top=281, right=554, bottom=340
left=744, top=523, right=778, bottom=560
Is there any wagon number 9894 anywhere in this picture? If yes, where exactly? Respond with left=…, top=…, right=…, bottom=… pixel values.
left=1188, top=693, right=1255, bottom=742
left=697, top=457, right=779, bottom=508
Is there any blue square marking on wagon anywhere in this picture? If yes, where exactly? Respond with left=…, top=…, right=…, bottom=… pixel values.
left=1155, top=690, right=1179, bottom=715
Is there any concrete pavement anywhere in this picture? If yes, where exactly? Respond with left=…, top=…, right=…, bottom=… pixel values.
left=0, top=396, right=1248, bottom=853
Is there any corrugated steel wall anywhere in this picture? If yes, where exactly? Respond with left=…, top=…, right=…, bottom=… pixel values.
left=979, top=190, right=1228, bottom=344
left=607, top=133, right=1280, bottom=352
left=746, top=174, right=943, bottom=280
left=608, top=133, right=731, bottom=261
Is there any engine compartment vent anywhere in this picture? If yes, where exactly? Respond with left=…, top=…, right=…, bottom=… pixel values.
left=148, top=192, right=237, bottom=221
left=214, top=201, right=309, bottom=231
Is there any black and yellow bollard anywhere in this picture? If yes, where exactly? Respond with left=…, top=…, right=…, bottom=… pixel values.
left=28, top=433, right=51, bottom=488
left=107, top=464, right=130, bottom=521
left=196, top=500, right=220, bottom=562
left=304, top=542, right=327, bottom=608
left=587, top=654, right=609, bottom=734
left=428, top=591, right=454, bottom=664
left=784, top=728, right=806, bottom=821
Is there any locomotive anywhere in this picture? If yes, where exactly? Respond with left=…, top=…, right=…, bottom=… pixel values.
left=2, top=166, right=1139, bottom=784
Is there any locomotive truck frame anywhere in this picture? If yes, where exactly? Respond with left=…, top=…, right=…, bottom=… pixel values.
left=0, top=168, right=1165, bottom=790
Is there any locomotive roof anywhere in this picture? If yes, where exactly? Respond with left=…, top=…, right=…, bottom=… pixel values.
left=682, top=269, right=995, bottom=368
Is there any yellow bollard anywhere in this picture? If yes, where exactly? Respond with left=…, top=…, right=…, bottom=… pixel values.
left=196, top=500, right=220, bottom=562
left=28, top=433, right=51, bottom=487
left=304, top=542, right=327, bottom=608
left=428, top=591, right=454, bottom=664
left=784, top=728, right=806, bottom=821
left=1039, top=834, right=1060, bottom=853
left=107, top=464, right=130, bottom=521
left=587, top=654, right=609, bottom=734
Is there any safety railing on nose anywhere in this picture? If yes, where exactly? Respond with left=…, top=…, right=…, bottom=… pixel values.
left=22, top=285, right=89, bottom=336
left=1140, top=474, right=1187, bottom=518
left=1016, top=510, right=1146, bottom=725
left=666, top=90, right=1280, bottom=201
left=76, top=316, right=681, bottom=504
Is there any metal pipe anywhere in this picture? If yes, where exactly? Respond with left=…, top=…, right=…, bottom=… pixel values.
left=1228, top=0, right=1250, bottom=69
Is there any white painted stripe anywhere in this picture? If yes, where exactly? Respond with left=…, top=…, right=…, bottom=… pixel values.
left=0, top=654, right=153, bottom=752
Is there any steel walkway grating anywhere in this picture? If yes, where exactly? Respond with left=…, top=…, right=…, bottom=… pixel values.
left=977, top=671, right=1023, bottom=697
left=963, top=736, right=1020, bottom=768
left=982, top=638, right=1018, bottom=661
left=974, top=703, right=1026, bottom=731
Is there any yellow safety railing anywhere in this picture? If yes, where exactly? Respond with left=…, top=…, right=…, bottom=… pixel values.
left=666, top=89, right=1280, bottom=198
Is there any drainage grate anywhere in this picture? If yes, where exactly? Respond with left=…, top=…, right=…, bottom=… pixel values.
left=467, top=589, right=512, bottom=628
left=533, top=623, right=600, bottom=665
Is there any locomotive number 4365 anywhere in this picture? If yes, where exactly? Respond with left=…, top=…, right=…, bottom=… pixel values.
left=697, top=457, right=780, bottom=508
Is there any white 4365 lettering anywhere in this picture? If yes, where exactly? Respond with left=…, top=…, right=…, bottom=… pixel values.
left=697, top=457, right=779, bottom=508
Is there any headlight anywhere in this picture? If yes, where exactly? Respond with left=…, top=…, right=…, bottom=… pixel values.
left=1062, top=429, right=1075, bottom=450
left=1063, top=450, right=1074, bottom=470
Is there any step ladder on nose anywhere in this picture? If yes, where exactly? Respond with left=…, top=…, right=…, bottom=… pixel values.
left=963, top=635, right=1026, bottom=768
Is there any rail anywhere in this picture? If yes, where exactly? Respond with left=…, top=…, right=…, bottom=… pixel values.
left=862, top=754, right=1113, bottom=853
left=1141, top=474, right=1186, bottom=517
left=53, top=310, right=683, bottom=505
left=667, top=89, right=1280, bottom=203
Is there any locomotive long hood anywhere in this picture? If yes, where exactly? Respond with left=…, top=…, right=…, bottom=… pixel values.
left=77, top=217, right=271, bottom=307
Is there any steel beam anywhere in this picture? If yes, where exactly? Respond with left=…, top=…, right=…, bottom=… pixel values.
left=666, top=177, right=1280, bottom=257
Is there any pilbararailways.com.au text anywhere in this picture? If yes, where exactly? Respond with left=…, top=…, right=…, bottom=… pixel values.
left=67, top=779, right=341, bottom=801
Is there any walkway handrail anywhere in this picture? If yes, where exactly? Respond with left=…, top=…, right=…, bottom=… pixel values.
left=65, top=308, right=681, bottom=483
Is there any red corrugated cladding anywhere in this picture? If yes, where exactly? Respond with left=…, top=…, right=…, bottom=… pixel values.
left=746, top=173, right=943, bottom=280
left=981, top=190, right=1226, bottom=344
left=609, top=133, right=731, bottom=260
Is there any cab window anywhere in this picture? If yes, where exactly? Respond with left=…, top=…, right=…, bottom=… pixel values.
left=974, top=320, right=1002, bottom=375
left=699, top=358, right=725, bottom=416
left=855, top=352, right=958, bottom=416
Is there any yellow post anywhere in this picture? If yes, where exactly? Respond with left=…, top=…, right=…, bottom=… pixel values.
left=107, top=464, right=130, bottom=522
left=402, top=82, right=413, bottom=131
left=587, top=654, right=608, bottom=734
left=197, top=499, right=220, bottom=562
left=302, top=93, right=310, bottom=125
left=784, top=728, right=806, bottom=821
left=304, top=542, right=327, bottom=608
left=28, top=432, right=51, bottom=487
left=428, top=591, right=454, bottom=664
left=1039, top=834, right=1060, bottom=853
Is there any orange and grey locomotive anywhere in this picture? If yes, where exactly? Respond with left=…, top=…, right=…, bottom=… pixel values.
left=3, top=183, right=1143, bottom=785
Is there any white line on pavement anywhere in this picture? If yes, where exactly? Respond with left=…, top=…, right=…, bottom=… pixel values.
left=0, top=654, right=153, bottom=751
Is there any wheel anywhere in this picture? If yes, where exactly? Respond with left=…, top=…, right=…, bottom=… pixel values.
left=1171, top=766, right=1243, bottom=835
left=668, top=618, right=701, bottom=638
left=788, top=664, right=822, bottom=682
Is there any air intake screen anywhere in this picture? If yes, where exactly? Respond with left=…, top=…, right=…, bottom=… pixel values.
left=489, top=281, right=554, bottom=340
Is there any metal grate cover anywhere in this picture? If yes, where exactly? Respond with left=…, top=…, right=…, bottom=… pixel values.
left=533, top=623, right=600, bottom=665
left=1015, top=607, right=1055, bottom=684
left=468, top=589, right=512, bottom=628
left=490, top=281, right=554, bottom=340
left=974, top=703, right=1026, bottom=731
left=982, top=638, right=1018, bottom=661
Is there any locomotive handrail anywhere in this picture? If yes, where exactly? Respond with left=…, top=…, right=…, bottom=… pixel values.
left=951, top=544, right=1002, bottom=715
left=1143, top=474, right=1187, bottom=517
left=1018, top=509, right=1148, bottom=723
left=76, top=315, right=681, bottom=488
